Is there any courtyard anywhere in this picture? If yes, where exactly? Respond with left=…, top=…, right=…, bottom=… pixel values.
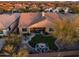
left=29, top=34, right=58, bottom=51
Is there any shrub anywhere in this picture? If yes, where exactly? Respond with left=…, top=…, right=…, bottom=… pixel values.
left=3, top=34, right=29, bottom=57
left=52, top=14, right=79, bottom=45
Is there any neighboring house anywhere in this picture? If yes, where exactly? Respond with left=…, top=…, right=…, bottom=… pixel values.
left=45, top=8, right=54, bottom=12
left=53, top=7, right=63, bottom=13
left=18, top=12, right=60, bottom=35
left=0, top=13, right=20, bottom=36
left=14, top=3, right=23, bottom=9
left=44, top=7, right=70, bottom=14
left=64, top=7, right=69, bottom=13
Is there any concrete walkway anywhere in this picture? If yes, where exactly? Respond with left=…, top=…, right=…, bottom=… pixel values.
left=21, top=33, right=36, bottom=53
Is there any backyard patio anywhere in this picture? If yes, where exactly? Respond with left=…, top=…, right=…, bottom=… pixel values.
left=29, top=34, right=58, bottom=52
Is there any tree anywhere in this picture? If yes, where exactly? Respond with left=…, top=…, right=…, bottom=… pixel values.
left=2, top=34, right=29, bottom=57
left=52, top=15, right=79, bottom=50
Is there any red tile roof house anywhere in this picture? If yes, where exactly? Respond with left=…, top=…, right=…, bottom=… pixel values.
left=18, top=12, right=79, bottom=57
left=18, top=12, right=60, bottom=36
left=0, top=13, right=20, bottom=36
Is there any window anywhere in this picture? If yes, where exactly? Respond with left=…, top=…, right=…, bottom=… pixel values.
left=22, top=28, right=27, bottom=32
left=49, top=28, right=53, bottom=31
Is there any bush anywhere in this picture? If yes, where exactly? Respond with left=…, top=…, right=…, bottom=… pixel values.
left=52, top=15, right=79, bottom=45
left=3, top=34, right=29, bottom=57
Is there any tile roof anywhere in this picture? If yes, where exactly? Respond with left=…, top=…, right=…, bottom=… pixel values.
left=45, top=12, right=61, bottom=22
left=19, top=12, right=60, bottom=28
left=18, top=13, right=44, bottom=28
left=29, top=19, right=52, bottom=28
left=0, top=13, right=20, bottom=29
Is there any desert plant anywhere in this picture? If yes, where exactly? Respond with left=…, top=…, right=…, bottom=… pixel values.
left=12, top=48, right=28, bottom=57
left=3, top=34, right=29, bottom=57
left=52, top=14, right=79, bottom=49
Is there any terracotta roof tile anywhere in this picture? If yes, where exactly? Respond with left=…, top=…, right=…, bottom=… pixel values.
left=0, top=13, right=19, bottom=29
left=19, top=13, right=42, bottom=27
left=19, top=12, right=60, bottom=28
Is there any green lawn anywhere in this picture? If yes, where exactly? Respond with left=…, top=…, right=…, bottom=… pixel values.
left=29, top=34, right=58, bottom=51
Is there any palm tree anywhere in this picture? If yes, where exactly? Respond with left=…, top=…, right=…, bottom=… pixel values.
left=2, top=34, right=29, bottom=57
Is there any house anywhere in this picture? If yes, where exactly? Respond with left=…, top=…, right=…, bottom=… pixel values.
left=0, top=13, right=20, bottom=36
left=45, top=8, right=54, bottom=12
left=18, top=12, right=44, bottom=35
left=44, top=7, right=65, bottom=13
left=18, top=12, right=60, bottom=35
left=64, top=7, right=69, bottom=13
left=14, top=3, right=23, bottom=9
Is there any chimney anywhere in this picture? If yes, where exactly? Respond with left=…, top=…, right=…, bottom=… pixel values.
left=42, top=12, right=45, bottom=17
